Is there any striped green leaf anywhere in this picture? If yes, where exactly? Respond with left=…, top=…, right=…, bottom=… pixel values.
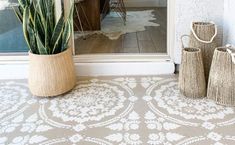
left=61, top=20, right=71, bottom=51
left=13, top=7, right=23, bottom=23
left=22, top=6, right=31, bottom=51
left=15, top=0, right=74, bottom=54
left=51, top=15, right=64, bottom=53
left=36, top=32, right=47, bottom=54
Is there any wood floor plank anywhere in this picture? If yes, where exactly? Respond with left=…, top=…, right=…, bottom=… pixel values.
left=137, top=31, right=152, bottom=41
left=138, top=40, right=156, bottom=53
left=75, top=38, right=93, bottom=54
left=148, top=26, right=167, bottom=53
left=108, top=36, right=123, bottom=53
left=122, top=32, right=139, bottom=53
left=90, top=38, right=111, bottom=53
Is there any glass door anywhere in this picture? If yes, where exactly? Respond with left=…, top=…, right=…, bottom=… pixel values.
left=0, top=0, right=28, bottom=53
left=72, top=0, right=168, bottom=55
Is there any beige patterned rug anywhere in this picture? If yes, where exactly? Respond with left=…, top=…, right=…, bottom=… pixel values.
left=1, top=75, right=235, bottom=145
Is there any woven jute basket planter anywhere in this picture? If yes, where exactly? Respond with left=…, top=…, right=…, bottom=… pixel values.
left=189, top=22, right=219, bottom=83
left=28, top=48, right=76, bottom=97
left=207, top=47, right=235, bottom=106
left=179, top=35, right=206, bottom=98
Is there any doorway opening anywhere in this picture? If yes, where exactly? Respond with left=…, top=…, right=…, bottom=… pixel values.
left=72, top=0, right=168, bottom=55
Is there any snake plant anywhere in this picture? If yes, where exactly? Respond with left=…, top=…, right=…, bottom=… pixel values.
left=14, top=0, right=74, bottom=54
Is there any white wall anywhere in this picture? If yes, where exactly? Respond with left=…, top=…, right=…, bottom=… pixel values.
left=174, top=0, right=224, bottom=64
left=223, top=0, right=235, bottom=45
left=124, top=0, right=167, bottom=7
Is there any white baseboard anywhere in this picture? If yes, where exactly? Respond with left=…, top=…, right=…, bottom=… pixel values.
left=0, top=61, right=175, bottom=79
left=76, top=62, right=175, bottom=76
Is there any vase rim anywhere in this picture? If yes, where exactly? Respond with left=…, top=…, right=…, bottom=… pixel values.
left=183, top=47, right=201, bottom=53
left=216, top=47, right=234, bottom=53
left=193, top=22, right=215, bottom=26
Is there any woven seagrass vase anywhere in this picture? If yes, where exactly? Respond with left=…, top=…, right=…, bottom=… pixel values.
left=189, top=22, right=220, bottom=82
left=179, top=47, right=206, bottom=98
left=28, top=48, right=76, bottom=97
left=207, top=47, right=235, bottom=106
left=179, top=35, right=206, bottom=98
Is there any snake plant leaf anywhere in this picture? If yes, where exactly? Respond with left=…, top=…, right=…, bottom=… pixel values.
left=61, top=20, right=71, bottom=51
left=22, top=6, right=31, bottom=51
left=51, top=15, right=64, bottom=54
left=68, top=1, right=74, bottom=21
left=13, top=7, right=23, bottom=23
left=40, top=0, right=47, bottom=21
left=15, top=0, right=74, bottom=54
left=35, top=0, right=46, bottom=28
left=29, top=1, right=36, bottom=26
left=45, top=0, right=55, bottom=32
left=27, top=25, right=38, bottom=54
left=45, top=16, right=51, bottom=53
left=36, top=31, right=47, bottom=54
left=18, top=0, right=29, bottom=8
left=18, top=5, right=24, bottom=14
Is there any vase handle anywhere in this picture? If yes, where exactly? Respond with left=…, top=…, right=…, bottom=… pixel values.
left=181, top=35, right=191, bottom=49
left=191, top=21, right=217, bottom=44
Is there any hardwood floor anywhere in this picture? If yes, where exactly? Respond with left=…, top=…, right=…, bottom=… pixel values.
left=75, top=7, right=167, bottom=55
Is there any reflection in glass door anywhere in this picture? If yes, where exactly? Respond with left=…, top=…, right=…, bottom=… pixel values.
left=73, top=0, right=167, bottom=55
left=0, top=0, right=28, bottom=53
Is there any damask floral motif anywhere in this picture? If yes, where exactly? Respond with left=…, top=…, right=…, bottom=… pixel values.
left=1, top=135, right=48, bottom=145
left=0, top=82, right=29, bottom=119
left=49, top=81, right=128, bottom=123
left=202, top=122, right=216, bottom=130
left=105, top=133, right=142, bottom=145
left=145, top=80, right=234, bottom=121
left=141, top=77, right=163, bottom=88
left=207, top=132, right=222, bottom=142
left=69, top=134, right=83, bottom=143
left=113, top=77, right=137, bottom=89
left=145, top=111, right=184, bottom=145
left=104, top=111, right=141, bottom=144
left=106, top=111, right=140, bottom=131
left=145, top=111, right=180, bottom=131
left=0, top=113, right=52, bottom=135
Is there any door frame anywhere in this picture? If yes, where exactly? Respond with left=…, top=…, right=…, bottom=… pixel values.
left=64, top=0, right=175, bottom=63
left=0, top=0, right=175, bottom=79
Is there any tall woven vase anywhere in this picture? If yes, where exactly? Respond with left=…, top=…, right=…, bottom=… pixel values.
left=189, top=22, right=219, bottom=82
left=207, top=47, right=235, bottom=106
left=28, top=48, right=76, bottom=97
left=179, top=35, right=206, bottom=98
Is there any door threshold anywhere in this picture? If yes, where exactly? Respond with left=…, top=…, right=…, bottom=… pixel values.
left=0, top=61, right=175, bottom=79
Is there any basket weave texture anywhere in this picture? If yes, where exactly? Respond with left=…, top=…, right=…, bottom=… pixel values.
left=189, top=22, right=219, bottom=82
left=207, top=47, right=235, bottom=106
left=28, top=48, right=76, bottom=97
left=179, top=47, right=206, bottom=98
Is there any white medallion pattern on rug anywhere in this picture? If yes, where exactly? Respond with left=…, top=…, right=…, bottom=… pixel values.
left=142, top=78, right=234, bottom=122
left=1, top=76, right=235, bottom=145
left=0, top=82, right=29, bottom=119
left=49, top=81, right=126, bottom=123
